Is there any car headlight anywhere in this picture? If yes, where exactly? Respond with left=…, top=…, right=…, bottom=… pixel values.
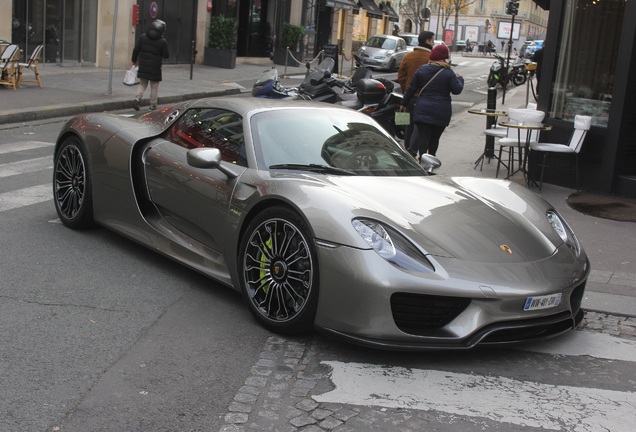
left=546, top=210, right=581, bottom=257
left=352, top=219, right=435, bottom=273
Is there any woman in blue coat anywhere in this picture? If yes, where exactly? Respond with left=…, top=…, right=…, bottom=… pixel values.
left=401, top=44, right=464, bottom=157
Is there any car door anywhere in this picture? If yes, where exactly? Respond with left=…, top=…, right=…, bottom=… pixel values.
left=144, top=107, right=248, bottom=251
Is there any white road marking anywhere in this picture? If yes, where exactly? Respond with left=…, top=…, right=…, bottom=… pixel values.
left=314, top=360, right=636, bottom=432
left=0, top=156, right=53, bottom=178
left=0, top=141, right=53, bottom=154
left=0, top=184, right=52, bottom=212
left=516, top=329, right=636, bottom=362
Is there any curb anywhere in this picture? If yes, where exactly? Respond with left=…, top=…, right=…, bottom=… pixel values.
left=0, top=88, right=243, bottom=125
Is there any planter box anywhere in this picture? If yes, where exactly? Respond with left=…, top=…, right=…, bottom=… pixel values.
left=273, top=49, right=301, bottom=67
left=203, top=47, right=236, bottom=69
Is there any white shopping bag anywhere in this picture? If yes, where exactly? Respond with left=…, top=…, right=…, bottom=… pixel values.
left=123, top=65, right=139, bottom=86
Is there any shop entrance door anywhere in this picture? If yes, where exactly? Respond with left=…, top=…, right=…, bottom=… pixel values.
left=137, top=0, right=197, bottom=64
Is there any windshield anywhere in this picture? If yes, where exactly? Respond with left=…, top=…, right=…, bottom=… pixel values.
left=366, top=37, right=396, bottom=50
left=250, top=108, right=425, bottom=176
left=401, top=36, right=418, bottom=47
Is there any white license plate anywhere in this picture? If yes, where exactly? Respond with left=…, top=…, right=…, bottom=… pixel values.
left=524, top=293, right=562, bottom=311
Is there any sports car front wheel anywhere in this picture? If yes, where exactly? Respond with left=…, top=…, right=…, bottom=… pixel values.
left=53, top=136, right=94, bottom=229
left=239, top=206, right=319, bottom=335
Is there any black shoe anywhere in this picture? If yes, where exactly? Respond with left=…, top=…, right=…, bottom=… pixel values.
left=132, top=98, right=140, bottom=111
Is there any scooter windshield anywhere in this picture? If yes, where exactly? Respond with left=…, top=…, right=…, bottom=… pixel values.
left=301, top=57, right=335, bottom=86
left=254, top=68, right=278, bottom=87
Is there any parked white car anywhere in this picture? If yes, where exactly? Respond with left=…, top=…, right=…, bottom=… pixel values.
left=357, top=35, right=408, bottom=71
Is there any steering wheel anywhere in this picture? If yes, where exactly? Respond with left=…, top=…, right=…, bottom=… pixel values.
left=345, top=150, right=378, bottom=169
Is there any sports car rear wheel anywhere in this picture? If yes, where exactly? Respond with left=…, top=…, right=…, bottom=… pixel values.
left=53, top=136, right=94, bottom=229
left=240, top=206, right=318, bottom=334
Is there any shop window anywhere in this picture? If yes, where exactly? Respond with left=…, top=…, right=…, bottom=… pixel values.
left=551, top=0, right=624, bottom=128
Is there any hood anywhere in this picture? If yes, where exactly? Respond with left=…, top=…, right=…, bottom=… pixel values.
left=146, top=28, right=163, bottom=40
left=327, top=175, right=560, bottom=264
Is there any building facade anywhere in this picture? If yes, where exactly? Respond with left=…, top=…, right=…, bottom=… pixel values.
left=397, top=0, right=548, bottom=52
left=2, top=0, right=401, bottom=70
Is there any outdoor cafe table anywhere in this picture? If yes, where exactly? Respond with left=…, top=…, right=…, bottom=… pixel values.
left=467, top=108, right=508, bottom=170
left=498, top=121, right=552, bottom=187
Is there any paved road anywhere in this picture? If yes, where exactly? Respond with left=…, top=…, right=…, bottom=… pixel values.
left=1, top=67, right=635, bottom=432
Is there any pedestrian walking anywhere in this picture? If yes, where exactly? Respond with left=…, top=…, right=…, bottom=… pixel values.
left=401, top=44, right=464, bottom=158
left=131, top=19, right=169, bottom=111
left=397, top=31, right=435, bottom=151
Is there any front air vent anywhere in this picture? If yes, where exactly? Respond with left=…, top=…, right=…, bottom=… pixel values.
left=391, top=293, right=471, bottom=335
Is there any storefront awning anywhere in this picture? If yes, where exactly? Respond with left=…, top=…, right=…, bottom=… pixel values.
left=357, top=0, right=383, bottom=20
left=379, top=2, right=399, bottom=22
left=325, top=0, right=359, bottom=10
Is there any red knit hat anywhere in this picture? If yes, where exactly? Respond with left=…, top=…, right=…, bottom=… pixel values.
left=429, top=44, right=450, bottom=61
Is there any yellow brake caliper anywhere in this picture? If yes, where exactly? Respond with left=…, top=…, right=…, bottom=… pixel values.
left=259, top=236, right=273, bottom=293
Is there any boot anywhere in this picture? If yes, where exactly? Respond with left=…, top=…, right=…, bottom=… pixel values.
left=132, top=97, right=141, bottom=111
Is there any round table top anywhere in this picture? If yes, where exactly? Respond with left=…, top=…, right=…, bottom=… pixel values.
left=499, top=122, right=553, bottom=131
left=467, top=108, right=508, bottom=116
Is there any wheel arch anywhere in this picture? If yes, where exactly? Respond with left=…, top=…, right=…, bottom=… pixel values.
left=227, top=197, right=317, bottom=289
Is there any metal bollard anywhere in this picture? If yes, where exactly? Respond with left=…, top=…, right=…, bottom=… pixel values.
left=485, top=87, right=498, bottom=158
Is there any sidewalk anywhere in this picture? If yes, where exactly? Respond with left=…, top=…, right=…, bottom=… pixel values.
left=1, top=59, right=634, bottom=318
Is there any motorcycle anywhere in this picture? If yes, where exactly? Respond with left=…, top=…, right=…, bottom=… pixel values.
left=508, top=51, right=529, bottom=86
left=252, top=57, right=354, bottom=102
left=252, top=58, right=405, bottom=139
left=487, top=51, right=528, bottom=88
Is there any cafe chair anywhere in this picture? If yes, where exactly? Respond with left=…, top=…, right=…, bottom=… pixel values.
left=495, top=108, right=545, bottom=178
left=529, top=115, right=592, bottom=192
left=17, top=45, right=43, bottom=88
left=483, top=102, right=538, bottom=140
left=0, top=44, right=20, bottom=91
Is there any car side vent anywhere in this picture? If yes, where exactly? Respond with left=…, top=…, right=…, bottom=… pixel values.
left=391, top=293, right=471, bottom=335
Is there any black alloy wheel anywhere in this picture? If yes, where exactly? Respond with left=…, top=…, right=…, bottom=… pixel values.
left=239, top=206, right=319, bottom=334
left=53, top=137, right=94, bottom=229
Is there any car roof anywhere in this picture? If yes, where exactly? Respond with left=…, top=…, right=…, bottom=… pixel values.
left=370, top=34, right=403, bottom=40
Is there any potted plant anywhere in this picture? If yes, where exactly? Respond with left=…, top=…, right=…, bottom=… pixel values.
left=274, top=23, right=306, bottom=67
left=203, top=15, right=238, bottom=69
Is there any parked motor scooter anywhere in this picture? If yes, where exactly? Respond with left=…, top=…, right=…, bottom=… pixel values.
left=251, top=57, right=338, bottom=100
left=310, top=70, right=405, bottom=139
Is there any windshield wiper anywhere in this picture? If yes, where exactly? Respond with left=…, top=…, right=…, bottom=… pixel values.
left=269, top=164, right=357, bottom=175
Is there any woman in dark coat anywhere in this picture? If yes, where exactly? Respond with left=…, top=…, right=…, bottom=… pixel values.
left=131, top=20, right=169, bottom=111
left=401, top=44, right=464, bottom=158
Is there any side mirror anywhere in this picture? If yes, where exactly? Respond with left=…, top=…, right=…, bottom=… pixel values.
left=420, top=154, right=442, bottom=173
left=186, top=148, right=239, bottom=178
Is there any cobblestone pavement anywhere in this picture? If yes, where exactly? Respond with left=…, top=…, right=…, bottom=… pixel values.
left=219, top=312, right=636, bottom=432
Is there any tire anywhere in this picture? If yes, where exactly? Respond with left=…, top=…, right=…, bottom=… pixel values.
left=512, top=73, right=527, bottom=86
left=239, top=206, right=319, bottom=334
left=53, top=136, right=95, bottom=229
left=388, top=59, right=396, bottom=72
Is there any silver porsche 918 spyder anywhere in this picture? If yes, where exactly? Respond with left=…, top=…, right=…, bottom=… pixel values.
left=53, top=97, right=589, bottom=350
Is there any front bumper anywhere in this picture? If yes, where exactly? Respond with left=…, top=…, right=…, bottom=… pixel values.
left=313, top=242, right=589, bottom=350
